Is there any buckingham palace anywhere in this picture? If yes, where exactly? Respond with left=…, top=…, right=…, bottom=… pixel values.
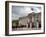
left=12, top=12, right=41, bottom=30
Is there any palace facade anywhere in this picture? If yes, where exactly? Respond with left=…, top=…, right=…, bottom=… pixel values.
left=19, top=12, right=41, bottom=30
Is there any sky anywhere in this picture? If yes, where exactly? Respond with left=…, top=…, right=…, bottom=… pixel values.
left=12, top=6, right=41, bottom=20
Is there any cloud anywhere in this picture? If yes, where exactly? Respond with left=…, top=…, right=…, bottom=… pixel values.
left=12, top=6, right=41, bottom=20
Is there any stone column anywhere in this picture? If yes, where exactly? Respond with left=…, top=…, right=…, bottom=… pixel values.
left=36, top=22, right=39, bottom=29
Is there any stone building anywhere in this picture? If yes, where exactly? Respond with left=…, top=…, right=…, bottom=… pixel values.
left=19, top=12, right=41, bottom=30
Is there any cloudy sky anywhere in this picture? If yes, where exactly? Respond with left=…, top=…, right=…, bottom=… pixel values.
left=12, top=6, right=41, bottom=20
